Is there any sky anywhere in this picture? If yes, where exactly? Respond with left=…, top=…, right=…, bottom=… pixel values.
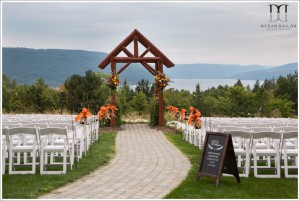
left=1, top=1, right=299, bottom=66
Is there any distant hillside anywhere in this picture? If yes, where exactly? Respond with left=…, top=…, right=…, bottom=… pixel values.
left=2, top=47, right=153, bottom=86
left=2, top=47, right=297, bottom=87
left=165, top=63, right=270, bottom=79
left=231, top=63, right=298, bottom=80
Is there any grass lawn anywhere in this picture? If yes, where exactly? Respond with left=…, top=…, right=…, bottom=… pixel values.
left=2, top=132, right=116, bottom=199
left=164, top=132, right=298, bottom=199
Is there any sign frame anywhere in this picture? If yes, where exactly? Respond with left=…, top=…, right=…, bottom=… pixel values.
left=196, top=131, right=240, bottom=187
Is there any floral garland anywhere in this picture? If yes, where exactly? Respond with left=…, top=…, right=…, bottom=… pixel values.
left=107, top=73, right=120, bottom=90
left=155, top=72, right=170, bottom=90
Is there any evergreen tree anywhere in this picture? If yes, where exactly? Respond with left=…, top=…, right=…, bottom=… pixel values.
left=252, top=80, right=260, bottom=93
left=234, top=79, right=243, bottom=87
left=192, top=83, right=202, bottom=111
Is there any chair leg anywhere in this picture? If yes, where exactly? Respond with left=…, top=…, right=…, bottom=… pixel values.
left=245, top=154, right=250, bottom=177
left=63, top=149, right=67, bottom=174
left=40, top=149, right=44, bottom=175
left=9, top=147, right=13, bottom=174
left=253, top=150, right=258, bottom=178
left=32, top=150, right=36, bottom=174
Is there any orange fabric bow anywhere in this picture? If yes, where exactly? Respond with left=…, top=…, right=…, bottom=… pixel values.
left=167, top=105, right=179, bottom=118
left=75, top=108, right=92, bottom=122
left=98, top=106, right=107, bottom=121
left=181, top=108, right=187, bottom=120
left=98, top=104, right=118, bottom=121
left=188, top=108, right=201, bottom=127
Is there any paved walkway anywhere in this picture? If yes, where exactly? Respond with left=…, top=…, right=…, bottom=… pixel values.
left=39, top=124, right=191, bottom=199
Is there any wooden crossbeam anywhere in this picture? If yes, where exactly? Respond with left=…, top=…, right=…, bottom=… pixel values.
left=141, top=63, right=156, bottom=76
left=139, top=47, right=151, bottom=58
left=114, top=57, right=160, bottom=63
left=122, top=46, right=134, bottom=57
left=141, top=62, right=156, bottom=75
left=117, top=62, right=131, bottom=75
left=134, top=36, right=138, bottom=57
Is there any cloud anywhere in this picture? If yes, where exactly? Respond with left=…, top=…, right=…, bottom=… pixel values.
left=1, top=1, right=298, bottom=66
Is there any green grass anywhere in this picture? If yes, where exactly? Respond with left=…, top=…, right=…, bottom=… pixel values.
left=163, top=132, right=298, bottom=199
left=2, top=132, right=116, bottom=199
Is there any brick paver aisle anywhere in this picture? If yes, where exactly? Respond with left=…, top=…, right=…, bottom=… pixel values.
left=39, top=124, right=191, bottom=199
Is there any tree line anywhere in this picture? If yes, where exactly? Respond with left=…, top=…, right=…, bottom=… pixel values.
left=2, top=70, right=298, bottom=118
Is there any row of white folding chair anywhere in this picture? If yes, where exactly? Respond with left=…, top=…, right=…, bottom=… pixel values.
left=211, top=119, right=297, bottom=131
left=2, top=122, right=76, bottom=165
left=26, top=122, right=85, bottom=161
left=3, top=122, right=83, bottom=153
left=223, top=129, right=298, bottom=178
left=182, top=123, right=206, bottom=148
left=2, top=127, right=73, bottom=175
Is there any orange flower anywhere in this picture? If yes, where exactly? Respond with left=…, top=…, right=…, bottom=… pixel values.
left=155, top=72, right=170, bottom=90
left=107, top=73, right=120, bottom=90
left=75, top=108, right=92, bottom=122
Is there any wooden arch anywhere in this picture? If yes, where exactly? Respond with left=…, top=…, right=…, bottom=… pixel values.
left=98, top=29, right=175, bottom=127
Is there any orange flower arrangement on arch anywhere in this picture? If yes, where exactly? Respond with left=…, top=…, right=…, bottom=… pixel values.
left=155, top=72, right=170, bottom=90
left=107, top=73, right=120, bottom=90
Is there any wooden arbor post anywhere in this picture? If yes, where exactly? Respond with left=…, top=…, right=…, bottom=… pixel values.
left=98, top=29, right=174, bottom=128
left=110, top=59, right=117, bottom=127
left=156, top=60, right=164, bottom=127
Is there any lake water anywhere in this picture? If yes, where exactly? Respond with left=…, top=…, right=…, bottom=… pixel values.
left=167, top=79, right=259, bottom=92
left=129, top=79, right=260, bottom=92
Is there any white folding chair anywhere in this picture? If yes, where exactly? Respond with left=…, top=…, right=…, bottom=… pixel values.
left=251, top=131, right=282, bottom=178
left=224, top=130, right=252, bottom=177
left=38, top=127, right=72, bottom=174
left=281, top=131, right=298, bottom=178
left=7, top=127, right=38, bottom=174
left=48, top=123, right=76, bottom=165
left=2, top=128, right=8, bottom=175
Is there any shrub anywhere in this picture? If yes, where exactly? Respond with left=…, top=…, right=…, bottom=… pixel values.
left=149, top=98, right=159, bottom=127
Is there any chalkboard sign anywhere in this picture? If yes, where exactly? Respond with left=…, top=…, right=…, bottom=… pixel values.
left=196, top=132, right=240, bottom=187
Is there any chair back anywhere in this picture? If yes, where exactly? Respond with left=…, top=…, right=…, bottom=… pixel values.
left=8, top=127, right=38, bottom=136
left=273, top=126, right=298, bottom=133
left=21, top=123, right=48, bottom=128
left=282, top=131, right=298, bottom=140
left=225, top=130, right=252, bottom=139
left=48, top=123, right=75, bottom=131
left=38, top=127, right=68, bottom=136
left=2, top=123, right=21, bottom=128
left=218, top=126, right=243, bottom=133
left=7, top=127, right=38, bottom=146
left=244, top=127, right=272, bottom=133
left=252, top=131, right=281, bottom=140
